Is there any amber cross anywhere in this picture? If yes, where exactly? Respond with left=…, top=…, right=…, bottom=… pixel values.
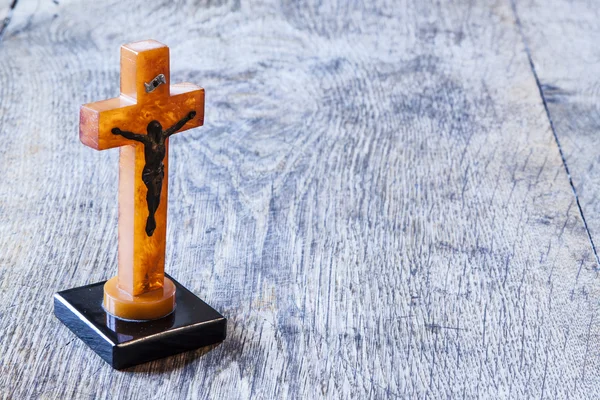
left=79, top=40, right=204, bottom=319
left=111, top=110, right=196, bottom=237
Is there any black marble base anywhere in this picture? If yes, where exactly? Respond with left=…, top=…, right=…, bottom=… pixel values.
left=54, top=274, right=226, bottom=370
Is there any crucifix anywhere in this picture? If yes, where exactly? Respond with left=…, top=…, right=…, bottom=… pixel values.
left=55, top=40, right=226, bottom=369
left=79, top=40, right=204, bottom=320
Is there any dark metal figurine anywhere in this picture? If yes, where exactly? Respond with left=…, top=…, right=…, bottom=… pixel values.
left=111, top=110, right=196, bottom=236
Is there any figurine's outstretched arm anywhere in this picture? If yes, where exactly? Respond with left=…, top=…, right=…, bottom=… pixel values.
left=164, top=111, right=196, bottom=137
left=112, top=128, right=148, bottom=143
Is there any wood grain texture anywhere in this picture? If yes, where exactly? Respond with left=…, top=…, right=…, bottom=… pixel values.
left=0, top=0, right=599, bottom=398
left=0, top=0, right=16, bottom=40
left=513, top=0, right=600, bottom=262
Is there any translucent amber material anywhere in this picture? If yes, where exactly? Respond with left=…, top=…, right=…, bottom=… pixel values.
left=103, top=276, right=176, bottom=321
left=79, top=40, right=204, bottom=320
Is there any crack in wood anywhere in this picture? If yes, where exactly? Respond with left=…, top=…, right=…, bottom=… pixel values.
left=0, top=0, right=18, bottom=42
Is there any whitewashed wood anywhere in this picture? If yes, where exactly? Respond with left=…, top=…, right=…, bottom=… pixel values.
left=0, top=0, right=599, bottom=398
left=514, top=0, right=600, bottom=262
left=0, top=0, right=15, bottom=40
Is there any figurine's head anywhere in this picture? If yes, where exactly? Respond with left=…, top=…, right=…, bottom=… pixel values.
left=147, top=120, right=163, bottom=141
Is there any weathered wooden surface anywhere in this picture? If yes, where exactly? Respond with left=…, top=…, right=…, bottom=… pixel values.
left=1, top=0, right=599, bottom=398
left=514, top=0, right=600, bottom=262
left=0, top=1, right=15, bottom=41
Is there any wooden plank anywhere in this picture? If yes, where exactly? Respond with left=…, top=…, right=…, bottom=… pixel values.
left=0, top=0, right=598, bottom=398
left=0, top=0, right=16, bottom=41
left=513, top=0, right=600, bottom=261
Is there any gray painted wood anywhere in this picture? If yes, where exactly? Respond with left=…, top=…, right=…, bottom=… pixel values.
left=0, top=0, right=599, bottom=398
left=514, top=0, right=600, bottom=263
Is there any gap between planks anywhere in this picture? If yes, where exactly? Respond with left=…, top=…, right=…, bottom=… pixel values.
left=509, top=0, right=600, bottom=268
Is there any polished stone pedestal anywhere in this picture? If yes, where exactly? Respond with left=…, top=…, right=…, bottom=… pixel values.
left=54, top=274, right=226, bottom=369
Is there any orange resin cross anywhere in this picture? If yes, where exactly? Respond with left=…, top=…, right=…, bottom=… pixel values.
left=80, top=40, right=204, bottom=320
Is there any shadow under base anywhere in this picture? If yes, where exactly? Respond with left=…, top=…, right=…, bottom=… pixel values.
left=54, top=274, right=226, bottom=370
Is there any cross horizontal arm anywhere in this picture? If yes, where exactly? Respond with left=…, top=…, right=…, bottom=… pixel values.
left=80, top=85, right=204, bottom=151
left=164, top=111, right=196, bottom=137
left=112, top=128, right=149, bottom=144
left=169, top=84, right=205, bottom=128
left=80, top=97, right=139, bottom=150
